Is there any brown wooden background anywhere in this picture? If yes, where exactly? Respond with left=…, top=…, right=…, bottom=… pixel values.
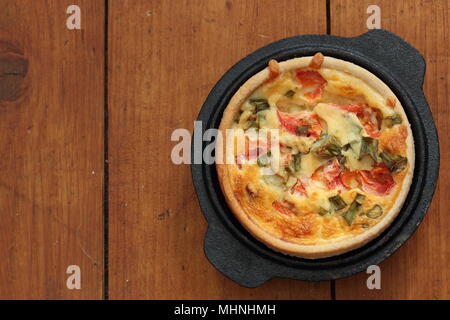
left=0, top=0, right=448, bottom=299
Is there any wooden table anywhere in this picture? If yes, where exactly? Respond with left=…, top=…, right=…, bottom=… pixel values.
left=0, top=0, right=448, bottom=299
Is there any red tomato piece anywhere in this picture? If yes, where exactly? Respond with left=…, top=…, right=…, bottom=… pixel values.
left=322, top=159, right=341, bottom=180
left=235, top=136, right=268, bottom=167
left=333, top=104, right=381, bottom=138
left=326, top=175, right=345, bottom=190
left=358, top=163, right=395, bottom=195
left=341, top=169, right=360, bottom=189
left=311, top=159, right=344, bottom=190
left=335, top=104, right=364, bottom=116
left=277, top=111, right=322, bottom=138
left=291, top=180, right=307, bottom=197
left=296, top=70, right=327, bottom=100
left=363, top=121, right=381, bottom=138
left=323, top=159, right=344, bottom=190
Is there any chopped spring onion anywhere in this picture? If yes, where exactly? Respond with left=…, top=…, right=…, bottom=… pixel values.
left=250, top=98, right=270, bottom=112
left=380, top=151, right=408, bottom=173
left=284, top=89, right=296, bottom=98
left=342, top=193, right=366, bottom=225
left=318, top=207, right=330, bottom=216
left=310, top=134, right=342, bottom=158
left=366, top=205, right=383, bottom=219
left=384, top=114, right=402, bottom=128
left=243, top=120, right=258, bottom=130
left=293, top=153, right=301, bottom=172
left=296, top=125, right=310, bottom=136
left=352, top=137, right=379, bottom=161
left=355, top=193, right=366, bottom=204
left=329, top=195, right=347, bottom=211
left=257, top=152, right=271, bottom=167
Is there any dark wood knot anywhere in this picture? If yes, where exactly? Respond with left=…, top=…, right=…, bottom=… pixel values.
left=0, top=39, right=28, bottom=102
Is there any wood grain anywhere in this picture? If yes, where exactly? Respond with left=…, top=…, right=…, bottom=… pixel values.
left=331, top=0, right=450, bottom=299
left=0, top=0, right=104, bottom=299
left=108, top=0, right=330, bottom=299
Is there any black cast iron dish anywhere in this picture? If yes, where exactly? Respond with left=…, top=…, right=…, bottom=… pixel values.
left=191, top=29, right=439, bottom=287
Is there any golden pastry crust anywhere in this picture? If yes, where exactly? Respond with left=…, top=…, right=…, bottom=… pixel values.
left=216, top=55, right=415, bottom=259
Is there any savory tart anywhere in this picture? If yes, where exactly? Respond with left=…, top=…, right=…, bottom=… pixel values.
left=216, top=53, right=415, bottom=259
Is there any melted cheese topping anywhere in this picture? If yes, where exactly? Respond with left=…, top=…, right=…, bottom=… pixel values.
left=299, top=153, right=328, bottom=176
left=315, top=103, right=364, bottom=144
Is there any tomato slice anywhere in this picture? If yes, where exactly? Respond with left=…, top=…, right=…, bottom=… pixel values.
left=277, top=111, right=322, bottom=138
left=244, top=136, right=269, bottom=160
left=363, top=120, right=381, bottom=138
left=235, top=136, right=268, bottom=167
left=308, top=113, right=323, bottom=139
left=328, top=175, right=345, bottom=190
left=358, top=163, right=395, bottom=195
left=311, top=159, right=344, bottom=190
left=341, top=169, right=360, bottom=189
left=333, top=104, right=381, bottom=138
left=322, top=159, right=341, bottom=180
left=336, top=104, right=364, bottom=116
left=323, top=159, right=344, bottom=190
left=296, top=70, right=327, bottom=100
left=312, top=159, right=340, bottom=181
left=291, top=180, right=307, bottom=197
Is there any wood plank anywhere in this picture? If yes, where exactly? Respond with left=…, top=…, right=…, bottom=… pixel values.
left=108, top=0, right=330, bottom=299
left=331, top=0, right=450, bottom=299
left=0, top=0, right=104, bottom=299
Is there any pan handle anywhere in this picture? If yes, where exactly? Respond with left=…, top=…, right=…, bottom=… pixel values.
left=204, top=225, right=273, bottom=288
left=353, top=29, right=425, bottom=91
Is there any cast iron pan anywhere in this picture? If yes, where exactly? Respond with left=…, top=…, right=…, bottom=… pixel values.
left=191, top=29, right=439, bottom=287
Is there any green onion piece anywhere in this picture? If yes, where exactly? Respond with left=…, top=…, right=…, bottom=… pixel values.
left=250, top=98, right=270, bottom=112
left=355, top=193, right=366, bottom=204
left=367, top=138, right=381, bottom=162
left=296, top=125, right=310, bottom=136
left=310, top=134, right=342, bottom=158
left=384, top=114, right=402, bottom=128
left=366, top=205, right=383, bottom=219
left=329, top=195, right=347, bottom=211
left=337, top=153, right=347, bottom=166
left=256, top=112, right=266, bottom=127
left=293, top=153, right=301, bottom=172
left=358, top=139, right=368, bottom=159
left=318, top=207, right=329, bottom=216
left=243, top=120, right=258, bottom=130
left=233, top=111, right=242, bottom=123
left=380, top=151, right=408, bottom=173
left=257, top=153, right=270, bottom=167
left=352, top=137, right=379, bottom=161
left=342, top=200, right=362, bottom=225
left=342, top=193, right=366, bottom=225
left=284, top=163, right=294, bottom=175
left=284, top=90, right=295, bottom=98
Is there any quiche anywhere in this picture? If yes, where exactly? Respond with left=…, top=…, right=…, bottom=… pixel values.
left=216, top=53, right=415, bottom=259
